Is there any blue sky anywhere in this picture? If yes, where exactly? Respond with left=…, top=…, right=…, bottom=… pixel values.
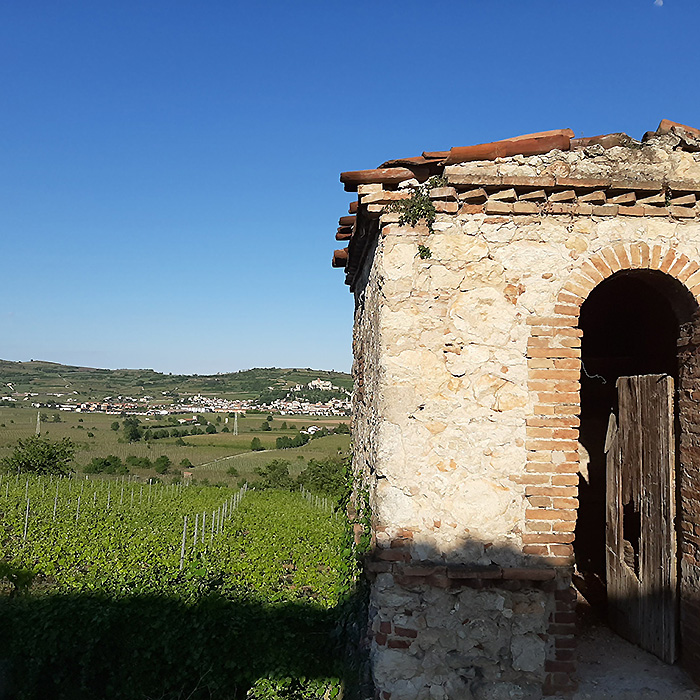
left=1, top=0, right=697, bottom=375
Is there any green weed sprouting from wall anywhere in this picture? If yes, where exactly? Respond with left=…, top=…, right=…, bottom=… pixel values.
left=385, top=175, right=448, bottom=234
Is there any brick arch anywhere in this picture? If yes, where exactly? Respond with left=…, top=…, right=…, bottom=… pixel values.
left=524, top=242, right=700, bottom=694
left=524, top=242, right=700, bottom=560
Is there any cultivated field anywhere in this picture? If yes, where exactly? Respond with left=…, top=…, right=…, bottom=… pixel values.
left=0, top=475, right=351, bottom=698
left=0, top=406, right=351, bottom=485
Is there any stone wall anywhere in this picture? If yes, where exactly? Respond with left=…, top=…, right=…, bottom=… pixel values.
left=351, top=134, right=700, bottom=698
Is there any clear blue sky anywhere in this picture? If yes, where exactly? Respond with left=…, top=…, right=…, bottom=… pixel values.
left=1, top=0, right=697, bottom=375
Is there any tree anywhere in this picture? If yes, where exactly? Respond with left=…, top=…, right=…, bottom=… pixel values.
left=205, top=424, right=217, bottom=434
left=2, top=436, right=76, bottom=476
left=154, top=455, right=171, bottom=474
left=296, top=457, right=347, bottom=500
left=180, top=458, right=193, bottom=468
left=111, top=421, right=120, bottom=431
left=255, top=459, right=293, bottom=490
left=123, top=417, right=143, bottom=442
left=250, top=437, right=263, bottom=451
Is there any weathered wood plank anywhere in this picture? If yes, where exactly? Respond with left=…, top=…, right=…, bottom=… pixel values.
left=607, top=375, right=677, bottom=663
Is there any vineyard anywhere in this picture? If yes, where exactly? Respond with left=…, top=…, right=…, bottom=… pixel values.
left=0, top=474, right=357, bottom=699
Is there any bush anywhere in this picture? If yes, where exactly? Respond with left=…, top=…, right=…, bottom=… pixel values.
left=255, top=460, right=293, bottom=490
left=125, top=455, right=151, bottom=469
left=84, top=455, right=128, bottom=475
left=296, top=457, right=347, bottom=501
left=2, top=436, right=75, bottom=476
left=153, top=455, right=171, bottom=474
left=251, top=437, right=263, bottom=451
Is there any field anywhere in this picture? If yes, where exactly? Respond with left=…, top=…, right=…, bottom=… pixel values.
left=0, top=406, right=351, bottom=486
left=0, top=474, right=355, bottom=699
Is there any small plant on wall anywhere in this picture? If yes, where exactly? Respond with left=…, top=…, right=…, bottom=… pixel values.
left=386, top=175, right=447, bottom=234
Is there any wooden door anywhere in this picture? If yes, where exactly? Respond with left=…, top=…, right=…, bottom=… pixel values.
left=605, top=374, right=678, bottom=663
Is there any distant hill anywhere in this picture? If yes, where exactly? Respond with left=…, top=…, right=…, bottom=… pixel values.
left=0, top=360, right=352, bottom=403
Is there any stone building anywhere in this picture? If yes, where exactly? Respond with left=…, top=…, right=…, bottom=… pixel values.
left=332, top=120, right=700, bottom=698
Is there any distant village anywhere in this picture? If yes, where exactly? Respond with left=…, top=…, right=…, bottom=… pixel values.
left=5, top=378, right=351, bottom=417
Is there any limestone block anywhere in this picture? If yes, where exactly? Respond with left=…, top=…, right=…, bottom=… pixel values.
left=382, top=239, right=419, bottom=281
left=510, top=633, right=546, bottom=673
left=375, top=479, right=420, bottom=525
left=430, top=231, right=490, bottom=263
left=373, top=648, right=421, bottom=682
left=448, top=287, right=515, bottom=347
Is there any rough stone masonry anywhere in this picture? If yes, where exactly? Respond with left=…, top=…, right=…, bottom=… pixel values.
left=332, top=121, right=700, bottom=699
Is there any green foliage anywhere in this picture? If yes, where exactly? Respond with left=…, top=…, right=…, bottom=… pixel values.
left=0, top=485, right=353, bottom=699
left=247, top=677, right=342, bottom=699
left=153, top=455, right=172, bottom=474
left=251, top=437, right=263, bottom=451
left=205, top=424, right=217, bottom=434
left=275, top=433, right=310, bottom=450
left=417, top=244, right=432, bottom=260
left=296, top=458, right=347, bottom=502
left=255, top=460, right=293, bottom=490
left=125, top=455, right=151, bottom=469
left=110, top=421, right=120, bottom=431
left=385, top=175, right=448, bottom=233
left=122, top=417, right=142, bottom=442
left=227, top=465, right=239, bottom=477
left=180, top=458, right=193, bottom=468
left=2, top=436, right=76, bottom=475
left=84, top=455, right=128, bottom=475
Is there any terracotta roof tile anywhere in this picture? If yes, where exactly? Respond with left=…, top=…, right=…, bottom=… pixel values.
left=444, top=129, right=574, bottom=166
left=657, top=119, right=700, bottom=138
left=570, top=133, right=636, bottom=149
left=333, top=120, right=700, bottom=282
left=332, top=249, right=348, bottom=268
left=340, top=166, right=428, bottom=192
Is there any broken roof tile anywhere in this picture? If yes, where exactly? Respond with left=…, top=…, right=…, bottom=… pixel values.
left=657, top=119, right=700, bottom=139
left=444, top=129, right=574, bottom=166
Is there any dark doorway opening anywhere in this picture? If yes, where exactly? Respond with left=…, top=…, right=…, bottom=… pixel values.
left=575, top=270, right=697, bottom=660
